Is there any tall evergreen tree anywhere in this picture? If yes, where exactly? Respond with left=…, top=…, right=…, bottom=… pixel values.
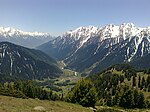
left=119, top=89, right=134, bottom=109
left=148, top=84, right=150, bottom=92
left=133, top=89, right=139, bottom=108
left=106, top=93, right=112, bottom=106
left=132, top=76, right=136, bottom=87
left=138, top=76, right=141, bottom=89
left=66, top=79, right=97, bottom=107
left=141, top=77, right=146, bottom=90
left=138, top=92, right=146, bottom=108
left=146, top=76, right=150, bottom=87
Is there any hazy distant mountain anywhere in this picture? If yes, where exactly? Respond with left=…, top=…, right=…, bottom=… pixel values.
left=38, top=23, right=150, bottom=74
left=0, top=27, right=54, bottom=48
left=0, top=42, right=62, bottom=82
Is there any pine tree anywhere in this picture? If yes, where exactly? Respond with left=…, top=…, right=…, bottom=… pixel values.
left=147, top=68, right=150, bottom=74
left=106, top=93, right=112, bottom=106
left=66, top=79, right=97, bottom=107
left=113, top=92, right=120, bottom=106
left=148, top=84, right=150, bottom=92
left=119, top=89, right=134, bottom=108
left=138, top=92, right=146, bottom=108
left=133, top=89, right=139, bottom=108
left=146, top=76, right=150, bottom=87
left=141, top=77, right=146, bottom=90
left=132, top=76, right=136, bottom=87
left=0, top=83, right=2, bottom=89
left=138, top=76, right=141, bottom=89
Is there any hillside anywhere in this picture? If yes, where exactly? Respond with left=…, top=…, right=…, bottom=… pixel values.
left=87, top=64, right=150, bottom=108
left=0, top=95, right=92, bottom=112
left=0, top=42, right=62, bottom=82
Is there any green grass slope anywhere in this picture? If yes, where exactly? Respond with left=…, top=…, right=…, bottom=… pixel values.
left=0, top=95, right=92, bottom=112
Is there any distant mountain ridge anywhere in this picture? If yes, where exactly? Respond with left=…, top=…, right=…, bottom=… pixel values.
left=0, top=42, right=62, bottom=82
left=0, top=27, right=54, bottom=48
left=38, top=23, right=150, bottom=74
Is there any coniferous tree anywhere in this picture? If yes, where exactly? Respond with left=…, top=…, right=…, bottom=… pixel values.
left=0, top=83, right=3, bottom=94
left=133, top=89, right=139, bottom=108
left=148, top=84, right=150, bottom=92
left=113, top=92, right=120, bottom=106
left=66, top=79, right=97, bottom=107
left=146, top=76, right=150, bottom=87
left=138, top=92, right=146, bottom=108
left=132, top=76, right=136, bottom=87
left=141, top=77, right=146, bottom=90
left=106, top=93, right=112, bottom=106
left=119, top=89, right=134, bottom=108
left=138, top=76, right=141, bottom=89
left=146, top=68, right=150, bottom=74
left=0, top=80, right=57, bottom=101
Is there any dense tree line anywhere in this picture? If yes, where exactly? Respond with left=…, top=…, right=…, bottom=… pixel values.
left=0, top=80, right=59, bottom=101
left=87, top=64, right=150, bottom=108
left=109, top=85, right=147, bottom=108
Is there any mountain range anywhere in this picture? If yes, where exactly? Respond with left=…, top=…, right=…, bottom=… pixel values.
left=38, top=23, right=150, bottom=74
left=0, top=42, right=62, bottom=82
left=0, top=27, right=54, bottom=48
left=0, top=23, right=149, bottom=80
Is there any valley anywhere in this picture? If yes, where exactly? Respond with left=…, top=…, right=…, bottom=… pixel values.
left=33, top=61, right=81, bottom=95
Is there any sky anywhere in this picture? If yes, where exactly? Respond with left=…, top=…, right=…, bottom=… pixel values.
left=0, top=0, right=150, bottom=36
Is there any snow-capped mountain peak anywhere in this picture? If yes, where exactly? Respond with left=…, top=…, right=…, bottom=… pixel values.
left=0, top=27, right=50, bottom=38
left=98, top=23, right=143, bottom=41
left=63, top=26, right=99, bottom=40
left=61, top=23, right=144, bottom=43
left=53, top=23, right=149, bottom=59
left=0, top=27, right=53, bottom=48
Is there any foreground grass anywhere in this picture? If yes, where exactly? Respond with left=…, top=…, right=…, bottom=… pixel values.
left=1, top=95, right=150, bottom=112
left=0, top=95, right=92, bottom=112
left=96, top=106, right=150, bottom=112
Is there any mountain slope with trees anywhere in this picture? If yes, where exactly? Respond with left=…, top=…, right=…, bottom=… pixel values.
left=0, top=42, right=62, bottom=82
left=86, top=64, right=150, bottom=108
